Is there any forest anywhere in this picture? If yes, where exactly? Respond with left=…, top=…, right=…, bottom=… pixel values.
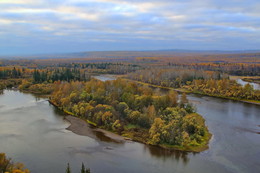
left=126, top=68, right=260, bottom=102
left=1, top=55, right=259, bottom=102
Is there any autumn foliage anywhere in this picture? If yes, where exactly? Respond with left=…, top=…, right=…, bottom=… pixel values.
left=50, top=79, right=210, bottom=150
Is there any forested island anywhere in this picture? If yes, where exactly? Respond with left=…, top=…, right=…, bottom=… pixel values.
left=49, top=79, right=211, bottom=151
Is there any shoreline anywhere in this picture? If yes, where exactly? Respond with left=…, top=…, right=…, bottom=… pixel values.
left=122, top=78, right=260, bottom=106
left=65, top=115, right=126, bottom=143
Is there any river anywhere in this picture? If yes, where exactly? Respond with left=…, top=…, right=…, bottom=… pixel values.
left=0, top=89, right=259, bottom=173
left=229, top=76, right=260, bottom=90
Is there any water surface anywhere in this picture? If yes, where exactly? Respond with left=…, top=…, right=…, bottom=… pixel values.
left=0, top=90, right=259, bottom=173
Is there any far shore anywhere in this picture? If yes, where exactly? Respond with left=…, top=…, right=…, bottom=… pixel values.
left=122, top=78, right=260, bottom=106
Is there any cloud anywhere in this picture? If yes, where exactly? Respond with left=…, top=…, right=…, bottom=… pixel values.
left=0, top=0, right=260, bottom=55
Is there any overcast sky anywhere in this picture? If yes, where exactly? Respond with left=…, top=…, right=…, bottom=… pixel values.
left=0, top=0, right=259, bottom=55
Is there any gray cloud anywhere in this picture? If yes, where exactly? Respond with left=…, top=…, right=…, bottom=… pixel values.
left=0, top=0, right=259, bottom=55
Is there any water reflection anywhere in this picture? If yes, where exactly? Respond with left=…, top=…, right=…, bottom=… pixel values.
left=144, top=145, right=190, bottom=164
left=92, top=130, right=124, bottom=144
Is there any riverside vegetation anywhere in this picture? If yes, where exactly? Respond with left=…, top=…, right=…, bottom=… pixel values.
left=127, top=68, right=260, bottom=103
left=0, top=153, right=30, bottom=173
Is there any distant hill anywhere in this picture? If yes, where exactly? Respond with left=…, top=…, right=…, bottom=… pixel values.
left=1, top=50, right=260, bottom=60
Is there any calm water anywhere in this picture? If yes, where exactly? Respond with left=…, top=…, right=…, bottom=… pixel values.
left=236, top=78, right=260, bottom=90
left=0, top=90, right=259, bottom=173
left=93, top=75, right=116, bottom=82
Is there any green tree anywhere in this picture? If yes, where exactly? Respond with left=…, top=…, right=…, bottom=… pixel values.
left=66, top=163, right=71, bottom=173
left=81, top=163, right=85, bottom=173
left=180, top=93, right=188, bottom=107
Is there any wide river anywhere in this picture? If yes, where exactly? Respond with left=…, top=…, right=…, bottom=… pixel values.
left=0, top=89, right=259, bottom=173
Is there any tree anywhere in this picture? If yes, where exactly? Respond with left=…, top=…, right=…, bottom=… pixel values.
left=127, top=111, right=141, bottom=124
left=66, top=163, right=71, bottom=173
left=146, top=105, right=156, bottom=124
left=117, top=102, right=129, bottom=119
left=180, top=93, right=188, bottom=107
left=81, top=163, right=85, bottom=173
left=0, top=153, right=30, bottom=173
left=149, top=118, right=165, bottom=145
left=0, top=153, right=11, bottom=173
left=167, top=91, right=178, bottom=107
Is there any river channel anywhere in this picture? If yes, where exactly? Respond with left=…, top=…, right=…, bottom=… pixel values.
left=0, top=88, right=259, bottom=173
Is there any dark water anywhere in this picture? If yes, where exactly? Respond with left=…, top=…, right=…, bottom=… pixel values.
left=0, top=90, right=259, bottom=173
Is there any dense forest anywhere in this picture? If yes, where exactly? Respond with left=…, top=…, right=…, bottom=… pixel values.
left=185, top=79, right=260, bottom=101
left=126, top=68, right=260, bottom=102
left=127, top=68, right=228, bottom=88
left=168, top=63, right=260, bottom=76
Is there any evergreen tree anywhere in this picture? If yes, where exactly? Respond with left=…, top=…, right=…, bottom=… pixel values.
left=86, top=168, right=91, bottom=173
left=81, top=163, right=85, bottom=173
left=66, top=163, right=71, bottom=173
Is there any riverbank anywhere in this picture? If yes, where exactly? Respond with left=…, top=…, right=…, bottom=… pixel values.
left=189, top=90, right=260, bottom=106
left=65, top=115, right=126, bottom=143
left=230, top=76, right=260, bottom=84
left=122, top=78, right=260, bottom=106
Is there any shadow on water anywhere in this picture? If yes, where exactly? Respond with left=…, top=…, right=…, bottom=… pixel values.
left=92, top=130, right=124, bottom=144
left=51, top=104, right=66, bottom=116
left=143, top=144, right=193, bottom=165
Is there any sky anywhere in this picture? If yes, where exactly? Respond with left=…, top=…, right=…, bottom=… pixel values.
left=0, top=0, right=260, bottom=55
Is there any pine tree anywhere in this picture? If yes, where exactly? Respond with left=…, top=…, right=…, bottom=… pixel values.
left=81, top=163, right=85, bottom=173
left=66, top=163, right=71, bottom=173
left=86, top=168, right=91, bottom=173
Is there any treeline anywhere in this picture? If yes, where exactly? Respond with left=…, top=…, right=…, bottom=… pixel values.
left=0, top=153, right=30, bottom=173
left=0, top=79, right=22, bottom=91
left=184, top=79, right=260, bottom=101
left=50, top=79, right=210, bottom=150
left=127, top=68, right=227, bottom=88
left=60, top=63, right=141, bottom=74
left=33, top=68, right=90, bottom=83
left=0, top=67, right=22, bottom=79
left=168, top=63, right=260, bottom=76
